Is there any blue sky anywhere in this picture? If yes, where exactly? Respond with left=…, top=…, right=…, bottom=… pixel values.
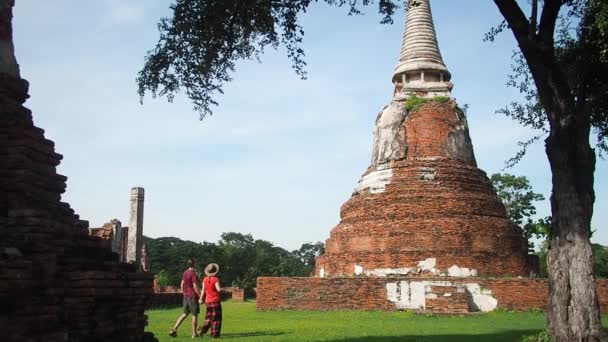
left=13, top=0, right=607, bottom=250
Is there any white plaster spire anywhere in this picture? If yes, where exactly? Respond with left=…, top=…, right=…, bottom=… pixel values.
left=393, top=0, right=452, bottom=97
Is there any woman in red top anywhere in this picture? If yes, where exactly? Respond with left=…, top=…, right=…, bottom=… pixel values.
left=198, top=263, right=222, bottom=338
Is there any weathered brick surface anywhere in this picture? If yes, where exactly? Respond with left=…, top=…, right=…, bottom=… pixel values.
left=0, top=70, right=156, bottom=341
left=425, top=286, right=469, bottom=314
left=257, top=277, right=393, bottom=310
left=232, top=287, right=245, bottom=302
left=317, top=102, right=535, bottom=277
left=257, top=277, right=608, bottom=313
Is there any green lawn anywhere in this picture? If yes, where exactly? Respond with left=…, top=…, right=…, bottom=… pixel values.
left=147, top=301, right=608, bottom=342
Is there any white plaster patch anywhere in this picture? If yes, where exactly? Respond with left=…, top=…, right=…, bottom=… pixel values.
left=365, top=267, right=411, bottom=277
left=354, top=265, right=363, bottom=276
left=386, top=280, right=492, bottom=312
left=371, top=101, right=408, bottom=166
left=465, top=283, right=497, bottom=312
left=433, top=281, right=455, bottom=286
left=447, top=265, right=477, bottom=277
left=409, top=281, right=426, bottom=310
left=417, top=258, right=436, bottom=271
left=319, top=268, right=325, bottom=278
left=386, top=282, right=398, bottom=302
left=355, top=168, right=394, bottom=194
left=464, top=283, right=481, bottom=294
left=470, top=294, right=498, bottom=312
left=386, top=281, right=411, bottom=309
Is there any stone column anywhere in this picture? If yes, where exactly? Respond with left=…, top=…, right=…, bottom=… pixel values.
left=110, top=219, right=123, bottom=261
left=126, top=187, right=144, bottom=269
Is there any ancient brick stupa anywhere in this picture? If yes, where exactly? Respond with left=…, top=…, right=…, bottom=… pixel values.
left=256, top=0, right=608, bottom=314
left=315, top=0, right=536, bottom=278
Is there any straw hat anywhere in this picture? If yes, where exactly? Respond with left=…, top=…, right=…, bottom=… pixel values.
left=204, top=263, right=219, bottom=276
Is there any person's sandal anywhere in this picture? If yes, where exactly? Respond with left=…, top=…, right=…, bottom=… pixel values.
left=168, top=329, right=177, bottom=337
left=192, top=333, right=200, bottom=338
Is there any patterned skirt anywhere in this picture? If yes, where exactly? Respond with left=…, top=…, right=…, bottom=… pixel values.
left=200, top=301, right=222, bottom=337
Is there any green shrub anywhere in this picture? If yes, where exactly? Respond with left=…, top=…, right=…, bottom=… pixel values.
left=405, top=95, right=428, bottom=111
left=432, top=95, right=450, bottom=103
left=405, top=95, right=451, bottom=112
left=522, top=330, right=552, bottom=342
left=156, top=270, right=169, bottom=287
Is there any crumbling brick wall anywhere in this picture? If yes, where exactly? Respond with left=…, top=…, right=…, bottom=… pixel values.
left=0, top=17, right=156, bottom=340
left=257, top=277, right=608, bottom=313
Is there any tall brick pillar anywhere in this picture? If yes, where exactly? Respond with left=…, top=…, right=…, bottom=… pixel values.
left=127, top=187, right=145, bottom=269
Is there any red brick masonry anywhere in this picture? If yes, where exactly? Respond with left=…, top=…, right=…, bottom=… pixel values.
left=257, top=277, right=608, bottom=313
left=232, top=287, right=245, bottom=302
left=317, top=102, right=535, bottom=277
left=0, top=71, right=155, bottom=340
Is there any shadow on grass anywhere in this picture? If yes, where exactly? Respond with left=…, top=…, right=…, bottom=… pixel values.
left=323, top=329, right=542, bottom=342
left=220, top=331, right=286, bottom=339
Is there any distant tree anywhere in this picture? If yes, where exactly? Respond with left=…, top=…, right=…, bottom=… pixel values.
left=490, top=173, right=545, bottom=225
left=592, top=244, right=608, bottom=278
left=216, top=232, right=310, bottom=289
left=145, top=232, right=313, bottom=289
left=144, top=236, right=222, bottom=286
left=156, top=270, right=170, bottom=287
left=490, top=173, right=550, bottom=247
left=218, top=232, right=256, bottom=287
left=293, top=242, right=325, bottom=275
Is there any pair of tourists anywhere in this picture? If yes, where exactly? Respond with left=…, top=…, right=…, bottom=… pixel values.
left=169, top=260, right=222, bottom=338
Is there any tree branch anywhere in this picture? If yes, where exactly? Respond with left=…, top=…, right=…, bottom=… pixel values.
left=538, top=0, right=562, bottom=46
left=530, top=0, right=538, bottom=39
left=494, top=0, right=575, bottom=128
left=494, top=0, right=531, bottom=38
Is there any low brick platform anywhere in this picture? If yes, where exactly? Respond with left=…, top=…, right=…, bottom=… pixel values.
left=257, top=277, right=608, bottom=313
left=150, top=293, right=183, bottom=308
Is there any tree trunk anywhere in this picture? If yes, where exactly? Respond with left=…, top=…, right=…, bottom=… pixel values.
left=546, top=120, right=605, bottom=341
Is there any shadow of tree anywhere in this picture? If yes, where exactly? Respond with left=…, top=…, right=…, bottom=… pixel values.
left=220, top=331, right=286, bottom=339
left=321, top=329, right=542, bottom=342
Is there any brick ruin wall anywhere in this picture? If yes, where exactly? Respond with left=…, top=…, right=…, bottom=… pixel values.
left=0, top=71, right=156, bottom=340
left=150, top=276, right=235, bottom=307
left=232, top=287, right=245, bottom=302
left=257, top=277, right=608, bottom=313
left=149, top=288, right=237, bottom=308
